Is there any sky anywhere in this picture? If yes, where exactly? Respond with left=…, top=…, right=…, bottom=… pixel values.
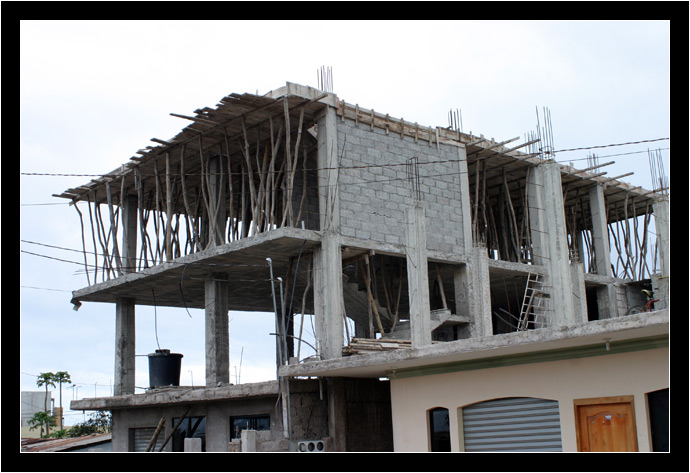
left=19, top=20, right=670, bottom=426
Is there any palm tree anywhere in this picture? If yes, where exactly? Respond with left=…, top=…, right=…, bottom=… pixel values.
left=36, top=372, right=56, bottom=436
left=53, top=371, right=72, bottom=430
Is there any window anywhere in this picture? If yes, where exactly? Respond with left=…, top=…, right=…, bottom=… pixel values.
left=428, top=407, right=451, bottom=452
left=230, top=414, right=270, bottom=440
left=171, top=416, right=206, bottom=452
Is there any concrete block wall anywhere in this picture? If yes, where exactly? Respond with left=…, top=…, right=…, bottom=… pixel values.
left=336, top=119, right=467, bottom=253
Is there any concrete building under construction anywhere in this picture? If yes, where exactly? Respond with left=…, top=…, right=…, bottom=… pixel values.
left=62, top=81, right=669, bottom=452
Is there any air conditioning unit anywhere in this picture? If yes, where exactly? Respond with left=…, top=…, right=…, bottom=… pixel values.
left=297, top=439, right=326, bottom=452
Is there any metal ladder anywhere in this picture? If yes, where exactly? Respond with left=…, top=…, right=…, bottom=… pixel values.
left=518, top=273, right=548, bottom=331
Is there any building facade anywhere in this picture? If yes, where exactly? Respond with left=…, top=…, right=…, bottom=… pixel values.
left=63, top=82, right=669, bottom=452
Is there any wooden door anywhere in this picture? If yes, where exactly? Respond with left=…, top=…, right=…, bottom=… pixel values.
left=574, top=396, right=638, bottom=452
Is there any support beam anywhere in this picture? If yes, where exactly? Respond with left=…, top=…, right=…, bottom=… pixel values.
left=467, top=247, right=493, bottom=337
left=206, top=155, right=227, bottom=247
left=527, top=162, right=580, bottom=326
left=205, top=273, right=229, bottom=386
left=313, top=232, right=344, bottom=360
left=589, top=183, right=618, bottom=319
left=652, top=196, right=670, bottom=310
left=406, top=203, right=431, bottom=347
left=588, top=184, right=612, bottom=276
left=121, top=195, right=138, bottom=273
left=317, top=105, right=340, bottom=232
left=653, top=196, right=669, bottom=277
left=114, top=297, right=135, bottom=395
left=455, top=144, right=473, bottom=253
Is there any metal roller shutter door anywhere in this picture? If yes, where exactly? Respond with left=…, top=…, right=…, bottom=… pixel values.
left=462, top=397, right=563, bottom=452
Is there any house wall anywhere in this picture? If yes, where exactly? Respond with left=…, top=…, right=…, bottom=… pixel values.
left=111, top=396, right=285, bottom=452
left=389, top=346, right=669, bottom=452
left=336, top=119, right=467, bottom=253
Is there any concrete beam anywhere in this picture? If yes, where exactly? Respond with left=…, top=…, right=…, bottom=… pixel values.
left=114, top=297, right=135, bottom=396
left=406, top=203, right=431, bottom=347
left=205, top=273, right=229, bottom=386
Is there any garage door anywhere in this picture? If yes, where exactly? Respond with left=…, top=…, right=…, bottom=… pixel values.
left=462, top=397, right=562, bottom=452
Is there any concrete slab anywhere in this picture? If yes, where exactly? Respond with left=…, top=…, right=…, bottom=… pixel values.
left=70, top=227, right=321, bottom=312
left=71, top=380, right=280, bottom=411
left=278, top=310, right=668, bottom=379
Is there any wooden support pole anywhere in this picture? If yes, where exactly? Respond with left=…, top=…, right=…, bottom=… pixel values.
left=165, top=153, right=173, bottom=260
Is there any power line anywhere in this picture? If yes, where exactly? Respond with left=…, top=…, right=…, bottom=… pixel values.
left=19, top=136, right=670, bottom=179
left=553, top=137, right=669, bottom=153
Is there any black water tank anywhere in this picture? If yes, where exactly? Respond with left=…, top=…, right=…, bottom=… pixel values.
left=148, top=349, right=183, bottom=388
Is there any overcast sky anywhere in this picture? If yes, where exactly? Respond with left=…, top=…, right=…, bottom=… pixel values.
left=19, top=20, right=670, bottom=424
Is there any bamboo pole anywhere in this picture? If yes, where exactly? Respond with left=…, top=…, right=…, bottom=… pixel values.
left=73, top=201, right=91, bottom=286
left=86, top=195, right=99, bottom=282
left=165, top=153, right=173, bottom=260
left=360, top=257, right=385, bottom=335
left=105, top=180, right=123, bottom=275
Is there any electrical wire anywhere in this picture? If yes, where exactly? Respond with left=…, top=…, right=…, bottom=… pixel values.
left=19, top=136, right=670, bottom=179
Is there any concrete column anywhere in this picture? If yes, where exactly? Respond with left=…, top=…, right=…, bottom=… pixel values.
left=313, top=232, right=344, bottom=360
left=455, top=144, right=473, bottom=253
left=205, top=404, right=230, bottom=452
left=121, top=195, right=138, bottom=273
left=205, top=273, right=229, bottom=386
left=406, top=203, right=431, bottom=347
left=588, top=184, right=618, bottom=319
left=467, top=247, right=493, bottom=337
left=317, top=105, right=340, bottom=232
left=527, top=163, right=577, bottom=327
left=570, top=263, right=588, bottom=324
left=114, top=297, right=135, bottom=395
left=326, top=377, right=347, bottom=452
left=653, top=197, right=670, bottom=277
left=588, top=184, right=611, bottom=275
left=652, top=196, right=670, bottom=309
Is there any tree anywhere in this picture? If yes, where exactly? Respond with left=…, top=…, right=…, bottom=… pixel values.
left=53, top=371, right=72, bottom=429
left=27, top=411, right=55, bottom=438
left=36, top=372, right=56, bottom=437
left=67, top=412, right=112, bottom=437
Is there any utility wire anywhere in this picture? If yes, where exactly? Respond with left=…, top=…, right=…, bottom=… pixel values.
left=19, top=137, right=670, bottom=179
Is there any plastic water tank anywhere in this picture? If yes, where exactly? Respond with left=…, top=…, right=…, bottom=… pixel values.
left=148, top=349, right=183, bottom=388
